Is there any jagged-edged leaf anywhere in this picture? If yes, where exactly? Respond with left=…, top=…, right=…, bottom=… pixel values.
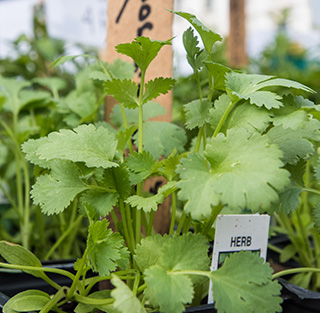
left=315, top=157, right=320, bottom=183
left=210, top=251, right=282, bottom=313
left=35, top=124, right=119, bottom=169
left=106, top=58, right=135, bottom=80
left=226, top=72, right=314, bottom=109
left=115, top=37, right=172, bottom=73
left=183, top=27, right=208, bottom=72
left=267, top=125, right=317, bottom=165
left=177, top=129, right=290, bottom=219
left=31, top=161, right=88, bottom=215
left=184, top=98, right=212, bottom=130
left=125, top=151, right=157, bottom=184
left=110, top=101, right=166, bottom=127
left=204, top=61, right=232, bottom=90
left=104, top=79, right=139, bottom=109
left=274, top=184, right=302, bottom=214
left=126, top=181, right=177, bottom=213
left=81, top=191, right=118, bottom=216
left=176, top=153, right=219, bottom=220
left=111, top=275, right=146, bottom=313
left=33, top=77, right=67, bottom=96
left=4, top=290, right=50, bottom=313
left=134, top=233, right=209, bottom=274
left=143, top=78, right=175, bottom=104
left=18, top=90, right=51, bottom=110
left=160, top=153, right=182, bottom=181
left=134, top=121, right=187, bottom=159
left=87, top=219, right=129, bottom=276
left=0, top=241, right=46, bottom=279
left=145, top=265, right=194, bottom=313
left=89, top=70, right=111, bottom=82
left=116, top=126, right=137, bottom=156
left=103, top=165, right=131, bottom=200
left=173, top=11, right=222, bottom=53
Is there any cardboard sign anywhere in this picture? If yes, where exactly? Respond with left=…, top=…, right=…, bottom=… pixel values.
left=45, top=0, right=107, bottom=48
left=208, top=214, right=270, bottom=303
left=101, top=0, right=174, bottom=122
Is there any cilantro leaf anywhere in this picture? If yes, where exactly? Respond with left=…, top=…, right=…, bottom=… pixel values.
left=33, top=77, right=67, bottom=96
left=173, top=11, right=222, bottom=53
left=115, top=37, right=172, bottom=73
left=184, top=98, right=212, bottom=130
left=226, top=72, right=314, bottom=109
left=104, top=79, right=139, bottom=109
left=134, top=121, right=187, bottom=159
left=31, top=161, right=88, bottom=215
left=183, top=27, right=208, bottom=72
left=81, top=191, right=118, bottom=216
left=313, top=203, right=320, bottom=233
left=35, top=124, right=119, bottom=169
left=111, top=275, right=147, bottom=313
left=126, top=181, right=177, bottom=213
left=87, top=219, right=129, bottom=276
left=143, top=77, right=175, bottom=104
left=177, top=129, right=290, bottom=219
left=210, top=251, right=282, bottom=313
left=145, top=265, right=194, bottom=313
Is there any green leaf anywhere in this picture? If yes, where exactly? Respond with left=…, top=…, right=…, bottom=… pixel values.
left=126, top=181, right=177, bottom=213
left=267, top=126, right=316, bottom=165
left=106, top=58, right=135, bottom=80
left=173, top=11, right=222, bottom=53
left=115, top=37, right=172, bottom=73
left=134, top=233, right=209, bottom=273
left=184, top=98, right=212, bottom=130
left=280, top=244, right=297, bottom=263
left=177, top=129, right=290, bottom=219
left=226, top=72, right=314, bottom=109
left=35, top=124, right=119, bottom=169
left=143, top=77, right=175, bottom=104
left=144, top=265, right=194, bottom=313
left=4, top=290, right=50, bottom=313
left=210, top=251, right=282, bottom=313
left=134, top=121, right=187, bottom=159
left=31, top=161, right=88, bottom=215
left=204, top=61, right=232, bottom=90
left=125, top=150, right=157, bottom=184
left=183, top=27, right=208, bottom=72
left=116, top=126, right=137, bottom=155
left=33, top=77, right=67, bottom=95
left=50, top=54, right=96, bottom=68
left=0, top=241, right=46, bottom=280
left=104, top=79, right=139, bottom=109
left=81, top=191, right=118, bottom=216
left=87, top=219, right=129, bottom=276
left=111, top=275, right=147, bottom=313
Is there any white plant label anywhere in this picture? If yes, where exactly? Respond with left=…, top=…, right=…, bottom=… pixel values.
left=45, top=0, right=107, bottom=48
left=208, top=214, right=270, bottom=303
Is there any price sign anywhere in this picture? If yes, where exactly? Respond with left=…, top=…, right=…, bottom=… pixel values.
left=208, top=214, right=270, bottom=303
left=45, top=0, right=107, bottom=48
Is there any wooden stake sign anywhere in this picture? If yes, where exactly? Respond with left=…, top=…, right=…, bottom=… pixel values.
left=228, top=0, right=248, bottom=67
left=101, top=0, right=174, bottom=122
left=101, top=0, right=174, bottom=235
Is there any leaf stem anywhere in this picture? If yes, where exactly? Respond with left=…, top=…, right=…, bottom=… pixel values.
left=169, top=191, right=177, bottom=235
left=213, top=101, right=235, bottom=137
left=273, top=267, right=320, bottom=279
left=40, top=287, right=67, bottom=313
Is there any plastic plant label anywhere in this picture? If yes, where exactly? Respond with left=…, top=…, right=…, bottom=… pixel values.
left=45, top=0, right=107, bottom=48
left=208, top=214, right=270, bottom=303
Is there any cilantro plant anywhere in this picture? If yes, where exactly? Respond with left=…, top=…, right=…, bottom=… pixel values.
left=1, top=10, right=320, bottom=313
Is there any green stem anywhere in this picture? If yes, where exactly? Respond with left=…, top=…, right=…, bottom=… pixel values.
left=125, top=202, right=136, bottom=249
left=119, top=201, right=134, bottom=254
left=176, top=211, right=186, bottom=235
left=119, top=103, right=134, bottom=154
left=169, top=191, right=177, bottom=235
left=44, top=215, right=83, bottom=260
left=213, top=101, right=235, bottom=137
left=138, top=70, right=146, bottom=153
left=0, top=262, right=74, bottom=290
left=203, top=204, right=223, bottom=236
left=67, top=250, right=88, bottom=298
left=73, top=293, right=114, bottom=305
left=194, top=126, right=204, bottom=153
left=40, top=287, right=67, bottom=313
left=183, top=214, right=192, bottom=234
left=273, top=267, right=320, bottom=279
left=146, top=211, right=155, bottom=236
